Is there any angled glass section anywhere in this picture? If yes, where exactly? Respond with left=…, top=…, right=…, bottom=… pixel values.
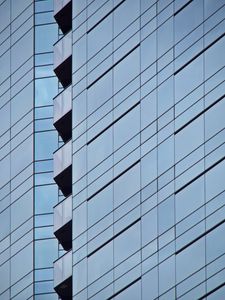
left=54, top=139, right=72, bottom=196
left=54, top=31, right=72, bottom=87
left=54, top=0, right=72, bottom=34
left=53, top=84, right=72, bottom=142
left=54, top=195, right=72, bottom=250
left=54, top=250, right=72, bottom=299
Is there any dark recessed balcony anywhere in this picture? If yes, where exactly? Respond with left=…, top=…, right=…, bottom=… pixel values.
left=54, top=251, right=72, bottom=300
left=54, top=31, right=72, bottom=88
left=53, top=85, right=72, bottom=143
left=54, top=0, right=72, bottom=34
left=54, top=140, right=72, bottom=197
left=54, top=195, right=72, bottom=251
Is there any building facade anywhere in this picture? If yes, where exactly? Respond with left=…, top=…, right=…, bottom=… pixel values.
left=0, top=0, right=225, bottom=299
left=0, top=0, right=59, bottom=299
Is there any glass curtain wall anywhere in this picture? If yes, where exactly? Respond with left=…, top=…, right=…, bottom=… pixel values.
left=34, top=0, right=59, bottom=299
left=72, top=0, right=225, bottom=299
left=0, top=0, right=35, bottom=299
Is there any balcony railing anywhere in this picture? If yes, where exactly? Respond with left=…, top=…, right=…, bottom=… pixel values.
left=54, top=140, right=72, bottom=196
left=54, top=250, right=72, bottom=299
left=54, top=31, right=72, bottom=87
left=54, top=0, right=72, bottom=34
left=54, top=195, right=72, bottom=250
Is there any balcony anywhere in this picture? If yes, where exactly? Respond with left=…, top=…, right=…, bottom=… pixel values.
left=54, top=0, right=72, bottom=34
left=54, top=31, right=72, bottom=88
left=54, top=251, right=72, bottom=299
left=53, top=85, right=72, bottom=142
left=54, top=195, right=72, bottom=250
left=54, top=140, right=72, bottom=197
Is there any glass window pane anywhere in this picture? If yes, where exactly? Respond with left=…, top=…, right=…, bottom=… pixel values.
left=11, top=0, right=32, bottom=20
left=158, top=195, right=174, bottom=234
left=114, top=47, right=140, bottom=93
left=0, top=50, right=10, bottom=85
left=73, top=202, right=87, bottom=237
left=115, top=280, right=141, bottom=300
left=175, top=56, right=203, bottom=103
left=0, top=261, right=10, bottom=294
left=88, top=242, right=113, bottom=284
left=11, top=243, right=33, bottom=284
left=205, top=36, right=225, bottom=79
left=158, top=76, right=173, bottom=116
left=176, top=176, right=204, bottom=222
left=206, top=160, right=225, bottom=201
left=11, top=29, right=33, bottom=73
left=158, top=17, right=173, bottom=57
left=0, top=102, right=10, bottom=136
left=0, top=0, right=10, bottom=32
left=11, top=135, right=33, bottom=178
left=88, top=15, right=112, bottom=59
left=205, top=98, right=225, bottom=140
left=73, top=90, right=87, bottom=127
left=204, top=0, right=224, bottom=18
left=11, top=190, right=33, bottom=231
left=114, top=221, right=140, bottom=265
left=35, top=131, right=57, bottom=160
left=0, top=207, right=10, bottom=241
left=88, top=71, right=112, bottom=115
left=35, top=77, right=58, bottom=107
left=176, top=238, right=205, bottom=283
left=159, top=256, right=175, bottom=294
left=142, top=207, right=157, bottom=246
left=141, top=31, right=156, bottom=71
left=88, top=185, right=113, bottom=227
left=142, top=267, right=158, bottom=300
left=0, top=155, right=10, bottom=187
left=206, top=223, right=225, bottom=264
left=35, top=185, right=58, bottom=214
left=158, top=136, right=174, bottom=175
left=73, top=146, right=87, bottom=183
left=35, top=23, right=57, bottom=53
left=141, top=90, right=156, bottom=129
left=11, top=82, right=33, bottom=125
left=88, top=128, right=113, bottom=171
left=114, top=105, right=140, bottom=151
left=114, top=0, right=140, bottom=36
left=175, top=0, right=203, bottom=43
left=141, top=148, right=157, bottom=188
left=35, top=239, right=58, bottom=268
left=175, top=116, right=204, bottom=162
left=114, top=163, right=140, bottom=208
left=73, top=35, right=87, bottom=70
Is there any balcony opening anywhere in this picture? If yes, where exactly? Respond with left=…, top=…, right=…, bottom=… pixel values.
left=54, top=109, right=72, bottom=143
left=55, top=276, right=72, bottom=300
left=54, top=140, right=72, bottom=197
left=54, top=164, right=72, bottom=197
left=55, top=219, right=72, bottom=251
left=54, top=0, right=72, bottom=34
left=54, top=55, right=72, bottom=88
left=53, top=85, right=72, bottom=142
left=54, top=251, right=72, bottom=300
left=54, top=195, right=72, bottom=251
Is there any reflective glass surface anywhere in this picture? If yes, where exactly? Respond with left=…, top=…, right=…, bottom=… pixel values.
left=0, top=0, right=225, bottom=299
left=72, top=0, right=225, bottom=299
